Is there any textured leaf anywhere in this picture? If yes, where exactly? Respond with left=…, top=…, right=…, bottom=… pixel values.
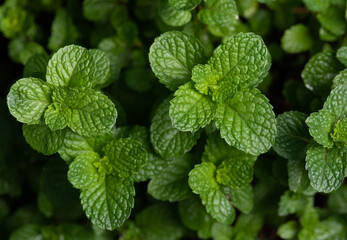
left=158, top=0, right=191, bottom=27
left=89, top=49, right=111, bottom=88
left=58, top=129, right=114, bottom=163
left=189, top=162, right=219, bottom=194
left=202, top=133, right=257, bottom=165
left=215, top=87, right=276, bottom=155
left=281, top=24, right=313, bottom=53
left=208, top=32, right=271, bottom=88
left=306, top=110, right=335, bottom=148
left=287, top=159, right=311, bottom=193
left=151, top=97, right=200, bottom=158
left=169, top=0, right=201, bottom=10
left=224, top=184, right=254, bottom=214
left=317, top=7, right=347, bottom=36
left=44, top=102, right=71, bottom=131
left=331, top=118, right=347, bottom=146
left=148, top=154, right=194, bottom=202
left=23, top=54, right=49, bottom=79
left=273, top=111, right=310, bottom=160
left=23, top=124, right=66, bottom=155
left=102, top=138, right=147, bottom=178
left=302, top=48, right=343, bottom=96
left=323, top=83, right=347, bottom=120
left=149, top=31, right=205, bottom=91
left=52, top=87, right=117, bottom=136
left=303, top=0, right=330, bottom=12
left=191, top=64, right=220, bottom=96
left=198, top=0, right=239, bottom=27
left=336, top=46, right=347, bottom=66
left=81, top=175, right=134, bottom=230
left=7, top=78, right=52, bottom=125
left=305, top=144, right=345, bottom=193
left=216, top=159, right=253, bottom=188
left=170, top=82, right=217, bottom=132
left=68, top=152, right=100, bottom=189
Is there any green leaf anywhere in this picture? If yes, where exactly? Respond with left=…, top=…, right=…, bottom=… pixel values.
left=333, top=71, right=347, bottom=90
left=189, top=162, right=219, bottom=194
left=23, top=54, right=49, bottom=79
left=202, top=133, right=257, bottom=165
left=9, top=224, right=42, bottom=240
left=0, top=7, right=32, bottom=38
left=287, top=159, right=311, bottom=193
left=331, top=118, right=347, bottom=146
left=89, top=49, right=111, bottom=88
left=52, top=87, right=117, bottom=137
left=148, top=154, right=194, bottom=202
left=169, top=0, right=201, bottom=10
left=208, top=32, right=271, bottom=88
left=158, top=0, right=191, bottom=27
left=149, top=31, right=205, bottom=91
left=303, top=0, right=331, bottom=12
left=68, top=152, right=101, bottom=189
left=215, top=87, right=276, bottom=155
left=83, top=0, right=118, bottom=22
left=81, top=175, right=134, bottom=230
left=198, top=0, right=239, bottom=27
left=191, top=64, right=220, bottom=96
left=323, top=83, right=347, bottom=120
left=9, top=38, right=47, bottom=65
left=328, top=185, right=347, bottom=214
left=210, top=222, right=233, bottom=240
left=336, top=46, right=347, bottom=66
left=273, top=111, right=310, bottom=160
left=102, top=138, right=147, bottom=178
left=7, top=78, right=52, bottom=125
left=48, top=8, right=79, bottom=52
left=23, top=124, right=66, bottom=155
left=277, top=221, right=299, bottom=240
left=170, top=82, right=217, bottom=132
left=232, top=213, right=263, bottom=240
left=44, top=102, right=71, bottom=131
left=306, top=110, right=335, bottom=148
left=216, top=159, right=253, bottom=188
left=150, top=97, right=200, bottom=158
left=278, top=191, right=312, bottom=216
left=58, top=129, right=114, bottom=163
left=302, top=48, right=343, bottom=96
left=224, top=184, right=254, bottom=214
left=281, top=24, right=313, bottom=54
left=305, top=144, right=345, bottom=193
left=317, top=7, right=347, bottom=36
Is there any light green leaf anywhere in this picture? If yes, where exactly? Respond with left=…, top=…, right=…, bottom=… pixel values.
left=48, top=8, right=79, bottom=52
left=44, top=102, right=71, bottom=131
left=191, top=64, right=221, bottom=96
left=81, top=175, right=134, bottom=230
left=332, top=69, right=347, bottom=88
left=150, top=97, right=200, bottom=158
left=148, top=154, right=194, bottom=202
left=169, top=0, right=201, bottom=10
left=68, top=152, right=101, bottom=189
left=102, top=138, right=147, bottom=178
left=202, top=133, right=257, bottom=165
left=189, top=162, right=219, bottom=194
left=210, top=222, right=233, bottom=240
left=224, top=184, right=254, bottom=214
left=323, top=83, right=347, bottom=119
left=198, top=0, right=239, bottom=27
left=149, top=31, right=205, bottom=91
left=23, top=54, right=49, bottom=79
left=278, top=191, right=312, bottom=216
left=215, top=87, right=276, bottom=155
left=58, top=129, right=114, bottom=163
left=273, top=111, right=310, bottom=160
left=158, top=0, right=191, bottom=27
left=208, top=32, right=271, bottom=88
left=277, top=221, right=299, bottom=240
left=170, top=82, right=217, bottom=132
left=303, top=0, right=331, bottom=12
left=302, top=48, right=343, bottom=96
left=281, top=24, right=313, bottom=54
left=89, top=49, right=111, bottom=88
left=7, top=78, right=52, bottom=125
left=336, top=46, right=347, bottom=66
left=331, top=118, right=347, bottom=146
left=23, top=124, right=66, bottom=155
left=306, top=110, right=335, bottom=148
left=317, top=7, right=347, bottom=37
left=52, top=87, right=117, bottom=137
left=216, top=159, right=253, bottom=188
left=305, top=144, right=345, bottom=193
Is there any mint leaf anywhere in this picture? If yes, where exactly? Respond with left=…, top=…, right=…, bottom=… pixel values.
left=7, top=78, right=52, bottom=125
left=302, top=48, right=343, bottom=96
left=208, top=32, right=271, bottom=88
left=148, top=154, right=194, bottom=202
left=191, top=64, right=220, bottom=96
left=273, top=111, right=310, bottom=160
left=278, top=221, right=299, bottom=239
left=22, top=124, right=66, bottom=155
left=52, top=87, right=117, bottom=136
left=317, top=7, right=347, bottom=37
left=303, top=0, right=330, bottom=12
left=89, top=49, right=111, bottom=88
left=83, top=0, right=117, bottom=22
left=102, top=138, right=147, bottom=178
left=287, top=159, right=311, bottom=193
left=189, top=162, right=219, bottom=194
left=336, top=46, right=347, bottom=66
left=170, top=82, right=217, bottom=132
left=169, top=0, right=201, bottom=10
left=281, top=24, right=313, bottom=53
left=44, top=102, right=71, bottom=131
left=210, top=222, right=233, bottom=240
left=306, top=110, right=335, bottom=148
left=216, top=159, right=253, bottom=188
left=149, top=31, right=205, bottom=91
left=9, top=224, right=42, bottom=240
left=81, top=175, right=134, bottom=230
left=323, top=83, right=347, bottom=119
left=305, top=144, right=345, bottom=193
left=23, top=54, right=49, bottom=79
left=150, top=97, right=200, bottom=158
left=68, top=152, right=100, bottom=189
left=224, top=184, right=254, bottom=214
left=331, top=118, right=347, bottom=147
left=198, top=0, right=239, bottom=27
left=215, top=87, right=276, bottom=155
left=158, top=0, right=191, bottom=27
left=278, top=191, right=312, bottom=216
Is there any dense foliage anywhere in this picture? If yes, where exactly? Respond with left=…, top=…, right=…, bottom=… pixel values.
left=0, top=0, right=347, bottom=239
